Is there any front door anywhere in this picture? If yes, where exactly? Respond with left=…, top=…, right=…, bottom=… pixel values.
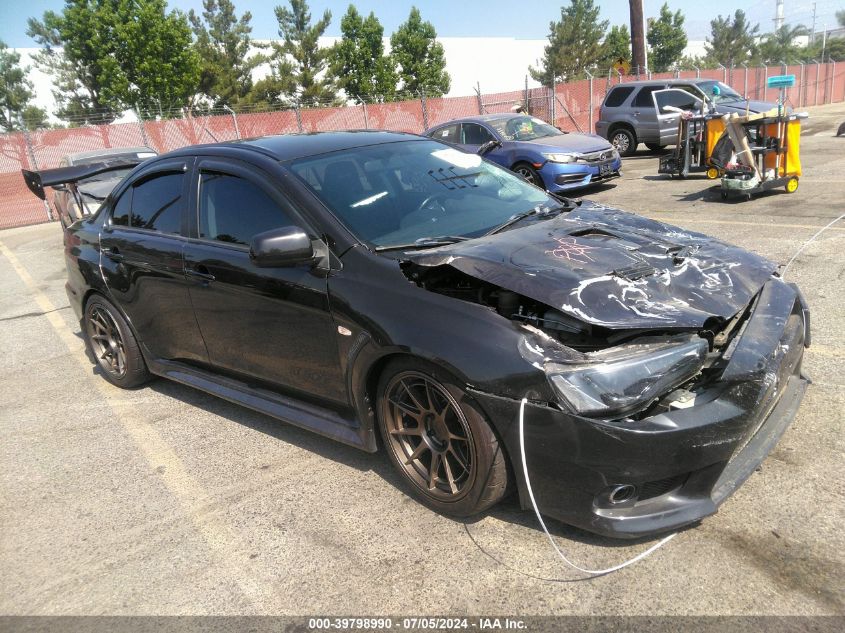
left=100, top=159, right=208, bottom=364
left=182, top=159, right=346, bottom=405
left=653, top=89, right=704, bottom=145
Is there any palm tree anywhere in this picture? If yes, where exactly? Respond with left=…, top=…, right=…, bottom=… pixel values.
left=760, top=24, right=809, bottom=64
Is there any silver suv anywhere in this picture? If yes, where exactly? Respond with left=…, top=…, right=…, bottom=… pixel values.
left=595, top=79, right=781, bottom=156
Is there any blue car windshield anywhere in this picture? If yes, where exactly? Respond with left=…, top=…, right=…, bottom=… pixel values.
left=489, top=116, right=563, bottom=141
left=288, top=139, right=555, bottom=248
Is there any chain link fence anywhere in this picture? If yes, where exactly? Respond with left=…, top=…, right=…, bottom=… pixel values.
left=2, top=61, right=843, bottom=230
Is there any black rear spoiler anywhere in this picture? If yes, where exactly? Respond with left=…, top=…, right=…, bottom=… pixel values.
left=21, top=159, right=143, bottom=200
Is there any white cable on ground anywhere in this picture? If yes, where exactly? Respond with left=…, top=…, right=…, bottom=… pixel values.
left=518, top=397, right=676, bottom=576
left=782, top=213, right=845, bottom=278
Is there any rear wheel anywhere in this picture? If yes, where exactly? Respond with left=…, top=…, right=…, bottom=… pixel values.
left=84, top=295, right=151, bottom=388
left=610, top=127, right=637, bottom=156
left=785, top=177, right=799, bottom=193
left=512, top=163, right=544, bottom=188
left=377, top=358, right=509, bottom=517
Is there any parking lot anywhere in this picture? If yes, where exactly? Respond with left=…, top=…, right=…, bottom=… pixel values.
left=1, top=101, right=843, bottom=618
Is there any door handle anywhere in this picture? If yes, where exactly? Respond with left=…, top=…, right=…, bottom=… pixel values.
left=186, top=265, right=215, bottom=283
left=102, top=246, right=123, bottom=262
left=633, top=111, right=640, bottom=116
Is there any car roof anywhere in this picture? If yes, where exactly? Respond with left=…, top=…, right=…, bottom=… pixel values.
left=429, top=113, right=528, bottom=128
left=167, top=130, right=426, bottom=162
left=610, top=78, right=715, bottom=88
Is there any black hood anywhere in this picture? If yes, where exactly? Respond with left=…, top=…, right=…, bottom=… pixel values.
left=405, top=201, right=777, bottom=330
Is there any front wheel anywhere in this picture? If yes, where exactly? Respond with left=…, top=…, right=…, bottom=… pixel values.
left=512, top=163, right=544, bottom=189
left=84, top=295, right=151, bottom=388
left=376, top=359, right=509, bottom=517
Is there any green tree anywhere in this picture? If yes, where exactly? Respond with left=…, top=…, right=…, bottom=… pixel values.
left=27, top=0, right=200, bottom=123
left=530, top=0, right=608, bottom=85
left=331, top=5, right=397, bottom=102
left=270, top=0, right=336, bottom=106
left=0, top=40, right=45, bottom=132
left=647, top=3, right=687, bottom=72
left=189, top=0, right=265, bottom=109
left=599, top=24, right=631, bottom=68
left=704, top=10, right=760, bottom=68
left=759, top=24, right=809, bottom=64
left=390, top=7, right=450, bottom=97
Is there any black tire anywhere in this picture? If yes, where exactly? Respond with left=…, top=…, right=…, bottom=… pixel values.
left=83, top=294, right=151, bottom=389
left=376, top=358, right=509, bottom=517
left=610, top=126, right=637, bottom=156
left=512, top=162, right=544, bottom=189
left=645, top=142, right=663, bottom=152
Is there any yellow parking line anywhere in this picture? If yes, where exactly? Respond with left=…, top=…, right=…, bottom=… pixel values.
left=0, top=239, right=273, bottom=612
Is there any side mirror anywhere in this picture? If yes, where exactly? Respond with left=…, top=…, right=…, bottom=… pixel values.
left=477, top=139, right=502, bottom=156
left=249, top=225, right=315, bottom=268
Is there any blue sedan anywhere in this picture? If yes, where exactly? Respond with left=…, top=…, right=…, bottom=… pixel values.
left=424, top=114, right=621, bottom=193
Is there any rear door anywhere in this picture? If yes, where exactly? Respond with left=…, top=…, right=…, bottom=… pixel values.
left=100, top=158, right=209, bottom=364
left=630, top=85, right=665, bottom=143
left=652, top=89, right=703, bottom=145
left=182, top=158, right=346, bottom=405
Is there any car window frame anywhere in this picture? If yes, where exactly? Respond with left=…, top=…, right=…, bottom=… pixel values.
left=104, top=157, right=192, bottom=238
left=632, top=84, right=666, bottom=108
left=186, top=156, right=315, bottom=253
left=604, top=85, right=636, bottom=108
left=652, top=88, right=703, bottom=116
left=459, top=122, right=496, bottom=146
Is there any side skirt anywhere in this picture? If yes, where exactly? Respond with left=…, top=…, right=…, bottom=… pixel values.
left=148, top=358, right=376, bottom=452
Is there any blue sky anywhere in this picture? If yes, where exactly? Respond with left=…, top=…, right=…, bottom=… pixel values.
left=1, top=0, right=841, bottom=47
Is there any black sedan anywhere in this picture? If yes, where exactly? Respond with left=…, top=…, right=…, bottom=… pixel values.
left=22, top=131, right=810, bottom=538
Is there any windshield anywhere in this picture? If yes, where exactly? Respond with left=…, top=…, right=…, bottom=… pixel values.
left=697, top=81, right=743, bottom=103
left=289, top=139, right=556, bottom=248
left=488, top=116, right=563, bottom=141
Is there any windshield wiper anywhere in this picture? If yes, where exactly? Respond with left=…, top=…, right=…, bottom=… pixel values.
left=375, top=235, right=469, bottom=252
left=485, top=200, right=575, bottom=236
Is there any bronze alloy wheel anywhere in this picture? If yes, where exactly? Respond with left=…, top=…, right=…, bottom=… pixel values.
left=381, top=371, right=476, bottom=502
left=86, top=304, right=128, bottom=378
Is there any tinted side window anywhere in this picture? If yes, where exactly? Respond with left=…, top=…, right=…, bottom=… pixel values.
left=604, top=86, right=635, bottom=107
left=633, top=86, right=664, bottom=107
left=199, top=172, right=295, bottom=246
left=461, top=123, right=495, bottom=145
left=129, top=173, right=183, bottom=234
left=654, top=90, right=701, bottom=114
left=111, top=189, right=131, bottom=226
left=431, top=124, right=459, bottom=143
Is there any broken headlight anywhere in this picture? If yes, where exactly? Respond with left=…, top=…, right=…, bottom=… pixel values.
left=544, top=336, right=708, bottom=417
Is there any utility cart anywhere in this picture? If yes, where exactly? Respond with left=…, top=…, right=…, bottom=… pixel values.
left=658, top=112, right=726, bottom=179
left=716, top=75, right=806, bottom=201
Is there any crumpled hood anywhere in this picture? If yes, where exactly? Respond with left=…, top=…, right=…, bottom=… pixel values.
left=405, top=201, right=778, bottom=329
left=525, top=133, right=612, bottom=155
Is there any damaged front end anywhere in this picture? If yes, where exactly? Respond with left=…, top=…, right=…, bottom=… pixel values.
left=400, top=203, right=811, bottom=537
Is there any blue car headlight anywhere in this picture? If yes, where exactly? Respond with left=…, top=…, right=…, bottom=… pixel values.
left=543, top=152, right=578, bottom=163
left=544, top=335, right=708, bottom=417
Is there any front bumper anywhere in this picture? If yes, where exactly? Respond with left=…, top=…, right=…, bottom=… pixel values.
left=540, top=157, right=622, bottom=192
left=473, top=279, right=809, bottom=538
